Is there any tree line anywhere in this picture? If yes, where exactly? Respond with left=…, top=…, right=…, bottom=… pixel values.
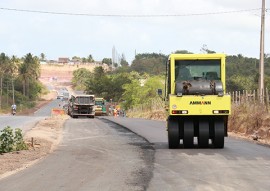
left=72, top=49, right=270, bottom=110
left=72, top=66, right=164, bottom=110
left=0, top=53, right=41, bottom=111
left=1, top=48, right=268, bottom=111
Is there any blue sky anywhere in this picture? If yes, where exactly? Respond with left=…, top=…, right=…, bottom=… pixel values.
left=0, top=0, right=269, bottom=64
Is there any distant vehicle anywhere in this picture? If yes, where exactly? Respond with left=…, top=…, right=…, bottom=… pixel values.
left=62, top=91, right=70, bottom=101
left=94, top=98, right=107, bottom=116
left=56, top=95, right=64, bottom=99
left=67, top=95, right=95, bottom=118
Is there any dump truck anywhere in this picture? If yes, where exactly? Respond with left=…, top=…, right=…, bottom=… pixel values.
left=159, top=54, right=231, bottom=148
left=94, top=98, right=107, bottom=116
left=67, top=94, right=95, bottom=118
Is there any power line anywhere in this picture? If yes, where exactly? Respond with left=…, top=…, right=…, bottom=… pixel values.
left=0, top=7, right=262, bottom=17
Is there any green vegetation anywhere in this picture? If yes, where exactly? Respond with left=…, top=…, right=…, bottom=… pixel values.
left=0, top=52, right=43, bottom=113
left=122, top=75, right=164, bottom=109
left=0, top=47, right=262, bottom=114
left=223, top=53, right=270, bottom=91
left=130, top=53, right=167, bottom=75
left=72, top=55, right=165, bottom=110
left=71, top=50, right=270, bottom=112
left=72, top=68, right=92, bottom=90
left=0, top=126, right=28, bottom=154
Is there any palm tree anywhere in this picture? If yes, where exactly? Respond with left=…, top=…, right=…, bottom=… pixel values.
left=19, top=53, right=40, bottom=97
left=0, top=53, right=11, bottom=109
left=87, top=54, right=94, bottom=63
left=40, top=53, right=46, bottom=61
left=19, top=61, right=28, bottom=96
left=10, top=56, right=19, bottom=72
left=10, top=56, right=20, bottom=104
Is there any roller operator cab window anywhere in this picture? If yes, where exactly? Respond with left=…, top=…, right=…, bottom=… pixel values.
left=175, top=59, right=221, bottom=81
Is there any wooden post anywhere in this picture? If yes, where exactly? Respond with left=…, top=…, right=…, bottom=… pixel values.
left=263, top=88, right=265, bottom=104
left=244, top=90, right=246, bottom=103
left=266, top=88, right=269, bottom=112
left=257, top=89, right=260, bottom=103
left=238, top=91, right=241, bottom=105
left=253, top=90, right=256, bottom=103
left=266, top=88, right=269, bottom=103
left=31, top=137, right=34, bottom=147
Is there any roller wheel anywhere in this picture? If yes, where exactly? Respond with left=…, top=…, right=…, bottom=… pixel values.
left=198, top=121, right=209, bottom=148
left=183, top=120, right=194, bottom=148
left=213, top=120, right=225, bottom=148
left=168, top=118, right=179, bottom=149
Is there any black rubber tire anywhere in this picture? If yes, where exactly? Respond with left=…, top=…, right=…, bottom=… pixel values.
left=213, top=120, right=225, bottom=148
left=198, top=121, right=209, bottom=148
left=183, top=120, right=194, bottom=148
left=168, top=118, right=179, bottom=149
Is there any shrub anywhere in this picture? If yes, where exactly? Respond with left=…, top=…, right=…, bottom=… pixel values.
left=14, top=128, right=28, bottom=151
left=0, top=126, right=14, bottom=153
left=0, top=126, right=28, bottom=154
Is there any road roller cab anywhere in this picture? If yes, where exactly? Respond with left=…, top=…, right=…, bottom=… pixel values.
left=164, top=53, right=231, bottom=148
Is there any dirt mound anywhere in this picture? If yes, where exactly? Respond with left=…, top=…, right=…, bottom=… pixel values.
left=39, top=64, right=97, bottom=83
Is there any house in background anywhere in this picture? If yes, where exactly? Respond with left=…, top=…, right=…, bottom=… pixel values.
left=70, top=58, right=82, bottom=65
left=58, top=57, right=70, bottom=64
left=40, top=60, right=47, bottom=65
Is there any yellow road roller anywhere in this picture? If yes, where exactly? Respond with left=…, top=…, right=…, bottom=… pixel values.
left=159, top=54, right=231, bottom=148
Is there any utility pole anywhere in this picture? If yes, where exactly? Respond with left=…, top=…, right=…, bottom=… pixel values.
left=259, top=0, right=265, bottom=101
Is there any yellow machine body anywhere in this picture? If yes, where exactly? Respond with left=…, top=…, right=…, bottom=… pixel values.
left=169, top=95, right=231, bottom=116
left=167, top=53, right=231, bottom=116
left=165, top=53, right=231, bottom=148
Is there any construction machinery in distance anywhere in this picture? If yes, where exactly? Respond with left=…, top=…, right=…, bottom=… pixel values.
left=158, top=54, right=231, bottom=148
left=67, top=94, right=95, bottom=118
left=95, top=98, right=107, bottom=116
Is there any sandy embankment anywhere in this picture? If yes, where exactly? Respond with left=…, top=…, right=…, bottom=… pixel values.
left=0, top=90, right=68, bottom=179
